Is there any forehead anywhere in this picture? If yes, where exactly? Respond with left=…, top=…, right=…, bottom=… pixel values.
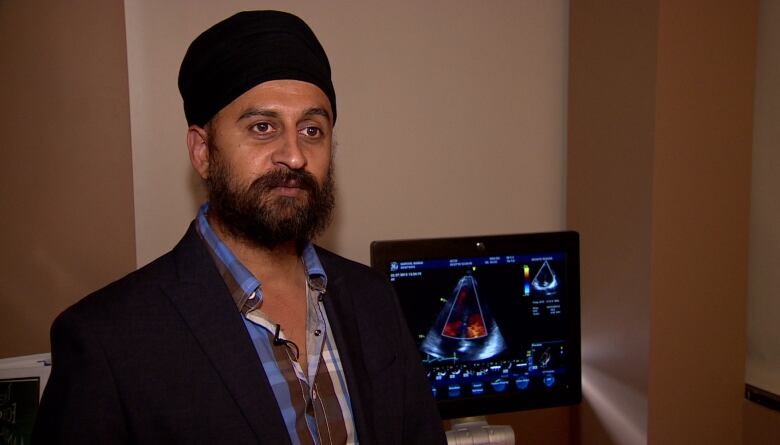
left=220, top=79, right=332, bottom=119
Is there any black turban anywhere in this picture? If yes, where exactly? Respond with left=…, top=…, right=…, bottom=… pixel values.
left=178, top=10, right=336, bottom=127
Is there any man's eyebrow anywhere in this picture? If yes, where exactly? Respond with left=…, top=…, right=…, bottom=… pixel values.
left=236, top=107, right=331, bottom=123
left=237, top=108, right=280, bottom=122
left=303, top=107, right=331, bottom=123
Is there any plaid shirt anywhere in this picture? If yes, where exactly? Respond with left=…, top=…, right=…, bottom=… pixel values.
left=196, top=204, right=357, bottom=444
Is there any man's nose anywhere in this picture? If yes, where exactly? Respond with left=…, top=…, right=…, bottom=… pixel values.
left=271, top=131, right=307, bottom=170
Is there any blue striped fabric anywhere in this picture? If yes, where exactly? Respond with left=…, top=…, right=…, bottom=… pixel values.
left=195, top=203, right=357, bottom=444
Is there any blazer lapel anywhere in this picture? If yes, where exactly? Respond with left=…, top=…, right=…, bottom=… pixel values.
left=320, top=260, right=377, bottom=444
left=161, top=224, right=290, bottom=445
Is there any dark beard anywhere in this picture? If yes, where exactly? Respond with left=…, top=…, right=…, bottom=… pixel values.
left=206, top=151, right=335, bottom=251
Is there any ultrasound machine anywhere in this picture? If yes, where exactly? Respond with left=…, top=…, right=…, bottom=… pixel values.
left=371, top=231, right=581, bottom=445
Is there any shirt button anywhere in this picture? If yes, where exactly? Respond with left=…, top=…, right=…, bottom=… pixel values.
left=314, top=329, right=322, bottom=336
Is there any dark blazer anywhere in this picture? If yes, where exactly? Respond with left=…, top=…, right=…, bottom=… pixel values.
left=32, top=224, right=445, bottom=444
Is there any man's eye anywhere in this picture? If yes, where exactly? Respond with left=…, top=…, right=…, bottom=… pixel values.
left=300, top=127, right=321, bottom=137
left=252, top=122, right=273, bottom=133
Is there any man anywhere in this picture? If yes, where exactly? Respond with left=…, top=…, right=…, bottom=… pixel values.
left=33, top=11, right=445, bottom=444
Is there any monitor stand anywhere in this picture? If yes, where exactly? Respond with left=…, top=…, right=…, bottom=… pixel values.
left=446, top=416, right=515, bottom=445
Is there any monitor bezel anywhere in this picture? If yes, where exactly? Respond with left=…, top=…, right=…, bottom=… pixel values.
left=370, top=231, right=582, bottom=419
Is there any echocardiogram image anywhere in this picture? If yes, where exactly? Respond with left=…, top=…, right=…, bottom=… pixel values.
left=420, top=274, right=507, bottom=361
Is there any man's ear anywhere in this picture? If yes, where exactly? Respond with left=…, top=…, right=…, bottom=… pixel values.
left=187, top=125, right=210, bottom=180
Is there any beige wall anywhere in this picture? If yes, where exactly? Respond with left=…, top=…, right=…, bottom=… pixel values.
left=0, top=0, right=135, bottom=358
left=648, top=0, right=756, bottom=443
left=124, top=0, right=569, bottom=267
left=744, top=0, right=780, bottom=441
left=568, top=0, right=757, bottom=444
left=568, top=0, right=657, bottom=442
left=747, top=0, right=780, bottom=397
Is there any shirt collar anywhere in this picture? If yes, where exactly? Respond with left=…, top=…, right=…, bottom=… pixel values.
left=196, top=203, right=328, bottom=310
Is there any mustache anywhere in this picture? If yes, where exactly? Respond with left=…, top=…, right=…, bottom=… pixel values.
left=249, top=168, right=319, bottom=194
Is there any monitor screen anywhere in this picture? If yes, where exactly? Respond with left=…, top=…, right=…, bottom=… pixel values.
left=371, top=231, right=581, bottom=419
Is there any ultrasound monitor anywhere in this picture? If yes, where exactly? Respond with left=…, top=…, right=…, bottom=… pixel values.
left=371, top=231, right=581, bottom=419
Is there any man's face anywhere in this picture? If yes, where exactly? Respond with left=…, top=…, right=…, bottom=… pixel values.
left=197, top=80, right=335, bottom=249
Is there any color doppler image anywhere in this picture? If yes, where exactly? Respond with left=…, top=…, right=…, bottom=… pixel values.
left=420, top=274, right=507, bottom=361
